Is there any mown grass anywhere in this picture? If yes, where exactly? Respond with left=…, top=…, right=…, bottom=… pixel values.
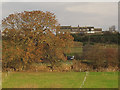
left=2, top=72, right=118, bottom=88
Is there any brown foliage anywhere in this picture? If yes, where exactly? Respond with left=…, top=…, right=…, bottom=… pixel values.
left=72, top=60, right=91, bottom=72
left=2, top=11, right=74, bottom=71
left=82, top=44, right=118, bottom=68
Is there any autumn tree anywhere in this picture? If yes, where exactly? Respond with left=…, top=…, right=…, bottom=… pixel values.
left=2, top=11, right=74, bottom=71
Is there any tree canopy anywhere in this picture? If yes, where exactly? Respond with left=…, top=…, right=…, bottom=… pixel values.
left=2, top=11, right=74, bottom=71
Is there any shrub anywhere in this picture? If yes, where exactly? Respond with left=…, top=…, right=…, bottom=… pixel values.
left=72, top=60, right=91, bottom=72
left=82, top=44, right=118, bottom=69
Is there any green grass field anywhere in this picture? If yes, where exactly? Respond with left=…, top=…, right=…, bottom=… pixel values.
left=2, top=72, right=118, bottom=88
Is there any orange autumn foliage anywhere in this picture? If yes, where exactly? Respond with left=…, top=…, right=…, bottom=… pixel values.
left=2, top=11, right=74, bottom=71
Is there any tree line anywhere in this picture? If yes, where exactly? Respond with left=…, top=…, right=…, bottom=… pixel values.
left=71, top=32, right=120, bottom=45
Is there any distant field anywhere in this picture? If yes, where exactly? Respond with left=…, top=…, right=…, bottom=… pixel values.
left=66, top=42, right=82, bottom=56
left=2, top=72, right=118, bottom=88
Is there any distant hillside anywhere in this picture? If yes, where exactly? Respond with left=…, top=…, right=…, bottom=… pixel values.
left=71, top=32, right=120, bottom=45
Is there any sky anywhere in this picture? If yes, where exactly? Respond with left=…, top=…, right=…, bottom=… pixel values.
left=1, top=2, right=118, bottom=31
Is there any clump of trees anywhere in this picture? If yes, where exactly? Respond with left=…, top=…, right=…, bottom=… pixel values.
left=82, top=44, right=118, bottom=69
left=71, top=32, right=120, bottom=45
left=2, top=11, right=74, bottom=71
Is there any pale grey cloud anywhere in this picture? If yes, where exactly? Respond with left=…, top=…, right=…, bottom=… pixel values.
left=2, top=2, right=118, bottom=30
left=65, top=3, right=117, bottom=15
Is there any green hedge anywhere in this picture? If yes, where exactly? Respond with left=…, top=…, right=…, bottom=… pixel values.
left=71, top=32, right=120, bottom=45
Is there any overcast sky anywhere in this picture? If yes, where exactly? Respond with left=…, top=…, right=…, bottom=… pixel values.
left=2, top=2, right=118, bottom=31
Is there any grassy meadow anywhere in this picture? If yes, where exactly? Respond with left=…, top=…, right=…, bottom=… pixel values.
left=2, top=72, right=118, bottom=88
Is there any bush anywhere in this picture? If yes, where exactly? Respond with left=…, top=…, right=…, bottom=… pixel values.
left=72, top=60, right=91, bottom=72
left=81, top=44, right=118, bottom=69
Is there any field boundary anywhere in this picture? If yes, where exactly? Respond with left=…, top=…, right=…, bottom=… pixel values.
left=80, top=72, right=89, bottom=88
